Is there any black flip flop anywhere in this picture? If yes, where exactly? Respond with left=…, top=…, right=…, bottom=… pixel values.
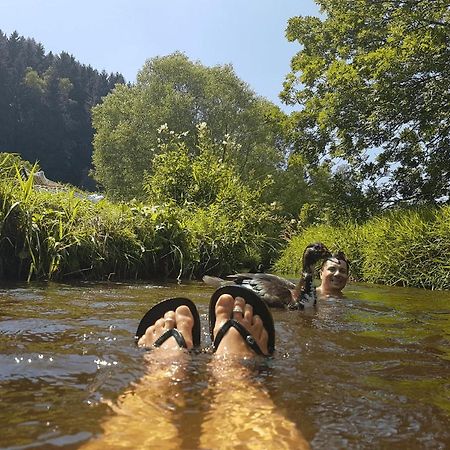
left=209, top=286, right=275, bottom=356
left=136, top=297, right=201, bottom=349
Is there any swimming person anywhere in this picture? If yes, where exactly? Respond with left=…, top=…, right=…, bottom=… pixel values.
left=81, top=287, right=309, bottom=449
left=316, top=252, right=350, bottom=299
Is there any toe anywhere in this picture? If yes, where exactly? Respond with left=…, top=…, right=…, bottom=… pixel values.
left=232, top=297, right=246, bottom=320
left=252, top=314, right=264, bottom=338
left=215, top=294, right=234, bottom=323
left=175, top=305, right=194, bottom=328
left=137, top=324, right=155, bottom=347
left=252, top=315, right=269, bottom=353
left=152, top=318, right=166, bottom=342
left=175, top=305, right=194, bottom=349
left=154, top=317, right=166, bottom=332
left=244, top=303, right=253, bottom=323
left=164, top=310, right=176, bottom=329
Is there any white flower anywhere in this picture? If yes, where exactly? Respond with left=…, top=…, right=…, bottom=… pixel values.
left=157, top=123, right=169, bottom=133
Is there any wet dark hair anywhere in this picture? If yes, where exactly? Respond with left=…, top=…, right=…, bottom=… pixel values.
left=321, top=251, right=350, bottom=272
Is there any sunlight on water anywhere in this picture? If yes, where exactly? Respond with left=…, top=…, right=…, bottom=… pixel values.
left=0, top=281, right=449, bottom=449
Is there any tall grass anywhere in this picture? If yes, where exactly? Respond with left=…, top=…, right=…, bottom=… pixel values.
left=276, top=207, right=450, bottom=289
left=0, top=157, right=274, bottom=281
left=0, top=186, right=188, bottom=281
left=274, top=223, right=363, bottom=279
left=3, top=151, right=450, bottom=289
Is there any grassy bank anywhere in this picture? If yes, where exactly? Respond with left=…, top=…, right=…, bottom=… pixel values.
left=275, top=208, right=450, bottom=290
left=3, top=152, right=450, bottom=289
left=0, top=155, right=279, bottom=282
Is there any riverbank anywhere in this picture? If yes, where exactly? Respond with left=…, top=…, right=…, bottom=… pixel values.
left=0, top=155, right=277, bottom=281
left=2, top=154, right=450, bottom=289
left=275, top=208, right=450, bottom=290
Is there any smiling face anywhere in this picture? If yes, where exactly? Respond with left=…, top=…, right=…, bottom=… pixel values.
left=319, top=258, right=349, bottom=296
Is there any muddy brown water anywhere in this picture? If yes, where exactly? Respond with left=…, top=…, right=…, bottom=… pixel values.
left=0, top=281, right=449, bottom=449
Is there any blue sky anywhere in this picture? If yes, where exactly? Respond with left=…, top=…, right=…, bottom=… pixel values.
left=1, top=0, right=319, bottom=110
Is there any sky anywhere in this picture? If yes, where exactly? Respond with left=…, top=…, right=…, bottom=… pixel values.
left=0, top=0, right=320, bottom=111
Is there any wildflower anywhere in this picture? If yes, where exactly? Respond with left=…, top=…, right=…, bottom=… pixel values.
left=157, top=123, right=169, bottom=133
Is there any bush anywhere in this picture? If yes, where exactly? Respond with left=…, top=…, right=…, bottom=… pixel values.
left=274, top=223, right=362, bottom=279
left=0, top=150, right=279, bottom=281
left=144, top=124, right=281, bottom=277
left=359, top=209, right=432, bottom=287
left=275, top=207, right=450, bottom=289
left=0, top=161, right=191, bottom=281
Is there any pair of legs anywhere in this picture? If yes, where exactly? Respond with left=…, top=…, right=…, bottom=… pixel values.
left=82, top=294, right=309, bottom=449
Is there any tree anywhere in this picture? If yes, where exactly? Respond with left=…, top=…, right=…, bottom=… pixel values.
left=282, top=0, right=450, bottom=206
left=92, top=52, right=286, bottom=199
left=0, top=30, right=125, bottom=188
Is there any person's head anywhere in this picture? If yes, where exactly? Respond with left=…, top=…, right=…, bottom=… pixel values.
left=319, top=252, right=349, bottom=295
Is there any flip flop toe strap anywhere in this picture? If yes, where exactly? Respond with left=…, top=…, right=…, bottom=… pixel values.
left=213, top=319, right=265, bottom=356
left=153, top=329, right=187, bottom=349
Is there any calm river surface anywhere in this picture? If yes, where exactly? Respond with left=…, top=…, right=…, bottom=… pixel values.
left=0, top=280, right=449, bottom=449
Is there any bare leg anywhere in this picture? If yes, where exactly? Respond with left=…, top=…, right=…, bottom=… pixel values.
left=200, top=294, right=310, bottom=449
left=81, top=306, right=194, bottom=450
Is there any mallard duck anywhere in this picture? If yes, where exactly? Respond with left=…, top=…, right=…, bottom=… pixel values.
left=203, top=242, right=331, bottom=309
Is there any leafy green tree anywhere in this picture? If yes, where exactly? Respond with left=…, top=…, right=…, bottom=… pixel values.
left=0, top=30, right=124, bottom=188
left=282, top=0, right=450, bottom=205
left=266, top=151, right=380, bottom=228
left=92, top=52, right=286, bottom=199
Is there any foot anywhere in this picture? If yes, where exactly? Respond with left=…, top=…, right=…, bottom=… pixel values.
left=213, top=294, right=269, bottom=358
left=137, top=305, right=195, bottom=352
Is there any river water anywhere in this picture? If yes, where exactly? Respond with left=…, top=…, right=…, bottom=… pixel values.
left=0, top=280, right=449, bottom=449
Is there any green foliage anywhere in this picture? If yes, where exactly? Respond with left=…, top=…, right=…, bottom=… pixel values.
left=276, top=205, right=450, bottom=289
left=359, top=208, right=449, bottom=289
left=274, top=222, right=363, bottom=279
left=144, top=123, right=255, bottom=207
left=265, top=151, right=381, bottom=228
left=0, top=30, right=124, bottom=188
left=283, top=0, right=450, bottom=205
left=0, top=155, right=186, bottom=280
left=0, top=152, right=35, bottom=179
left=3, top=153, right=450, bottom=289
left=0, top=153, right=277, bottom=281
left=92, top=52, right=286, bottom=200
left=144, top=124, right=280, bottom=276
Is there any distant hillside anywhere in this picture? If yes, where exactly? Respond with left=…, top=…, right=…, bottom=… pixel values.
left=0, top=30, right=125, bottom=189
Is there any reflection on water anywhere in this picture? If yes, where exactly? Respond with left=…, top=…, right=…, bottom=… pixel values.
left=0, top=281, right=449, bottom=449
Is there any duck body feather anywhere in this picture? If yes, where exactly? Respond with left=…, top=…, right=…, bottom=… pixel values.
left=224, top=273, right=296, bottom=308
left=203, top=242, right=331, bottom=310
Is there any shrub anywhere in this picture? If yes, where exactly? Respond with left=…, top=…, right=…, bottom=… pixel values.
left=0, top=150, right=278, bottom=281
left=144, top=124, right=280, bottom=277
left=276, top=207, right=450, bottom=289
left=274, top=223, right=362, bottom=278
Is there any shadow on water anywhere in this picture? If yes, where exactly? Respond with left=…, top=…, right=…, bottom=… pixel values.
left=0, top=281, right=449, bottom=449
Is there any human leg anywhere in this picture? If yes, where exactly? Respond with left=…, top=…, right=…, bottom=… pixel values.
left=81, top=302, right=198, bottom=450
left=200, top=290, right=310, bottom=449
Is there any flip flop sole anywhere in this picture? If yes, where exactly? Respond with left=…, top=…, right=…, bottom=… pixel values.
left=209, top=285, right=275, bottom=355
left=136, top=297, right=201, bottom=348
